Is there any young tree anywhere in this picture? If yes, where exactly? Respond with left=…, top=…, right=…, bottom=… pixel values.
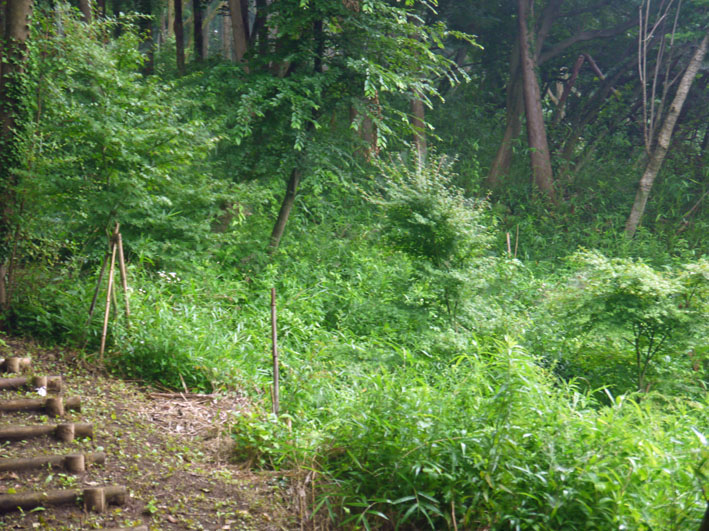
left=625, top=32, right=709, bottom=237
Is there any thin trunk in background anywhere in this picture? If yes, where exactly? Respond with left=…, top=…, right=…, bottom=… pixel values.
left=268, top=168, right=301, bottom=251
left=518, top=0, right=555, bottom=201
left=625, top=33, right=709, bottom=237
left=411, top=90, right=427, bottom=166
left=486, top=48, right=522, bottom=187
left=174, top=0, right=185, bottom=74
left=193, top=0, right=204, bottom=60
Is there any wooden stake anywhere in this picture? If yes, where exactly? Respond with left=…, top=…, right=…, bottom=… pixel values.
left=100, top=226, right=119, bottom=363
left=87, top=251, right=110, bottom=324
left=271, top=288, right=279, bottom=416
left=506, top=232, right=512, bottom=256
left=514, top=224, right=519, bottom=258
left=117, top=231, right=131, bottom=326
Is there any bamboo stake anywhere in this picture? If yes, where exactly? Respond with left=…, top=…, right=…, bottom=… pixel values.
left=99, top=226, right=119, bottom=363
left=506, top=232, right=512, bottom=256
left=87, top=251, right=110, bottom=324
left=271, top=287, right=279, bottom=416
left=514, top=224, right=519, bottom=258
left=117, top=231, right=131, bottom=326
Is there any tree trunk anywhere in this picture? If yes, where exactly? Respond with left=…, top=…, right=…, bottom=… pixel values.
left=518, top=0, right=555, bottom=201
left=174, top=0, right=185, bottom=74
left=77, top=0, right=92, bottom=23
left=166, top=0, right=174, bottom=37
left=140, top=0, right=154, bottom=74
left=228, top=0, right=248, bottom=62
left=486, top=65, right=523, bottom=187
left=269, top=168, right=301, bottom=252
left=193, top=0, right=204, bottom=61
left=625, top=33, right=708, bottom=238
left=411, top=90, right=427, bottom=166
left=0, top=0, right=33, bottom=315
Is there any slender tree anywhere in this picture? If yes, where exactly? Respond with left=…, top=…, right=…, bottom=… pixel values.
left=625, top=32, right=709, bottom=237
left=174, top=0, right=185, bottom=73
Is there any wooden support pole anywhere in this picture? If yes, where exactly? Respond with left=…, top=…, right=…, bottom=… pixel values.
left=117, top=231, right=131, bottom=326
left=506, top=232, right=512, bottom=256
left=0, top=422, right=93, bottom=442
left=84, top=487, right=106, bottom=512
left=0, top=396, right=80, bottom=415
left=100, top=225, right=119, bottom=362
left=0, top=452, right=104, bottom=473
left=271, top=288, right=279, bottom=416
left=55, top=423, right=76, bottom=442
left=87, top=251, right=110, bottom=323
left=0, top=376, right=61, bottom=392
left=0, top=485, right=126, bottom=513
left=0, top=357, right=31, bottom=373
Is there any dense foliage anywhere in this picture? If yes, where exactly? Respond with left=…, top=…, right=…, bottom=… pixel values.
left=1, top=0, right=708, bottom=529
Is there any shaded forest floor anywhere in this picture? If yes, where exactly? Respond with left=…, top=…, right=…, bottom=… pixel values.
left=0, top=338, right=298, bottom=530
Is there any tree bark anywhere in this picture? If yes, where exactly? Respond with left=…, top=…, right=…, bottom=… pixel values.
left=174, top=0, right=185, bottom=74
left=518, top=0, right=555, bottom=201
left=486, top=62, right=522, bottom=187
left=411, top=90, right=427, bottom=166
left=625, top=33, right=708, bottom=237
left=77, top=0, right=92, bottom=23
left=228, top=0, right=248, bottom=62
left=193, top=0, right=204, bottom=61
left=0, top=0, right=32, bottom=314
left=268, top=168, right=301, bottom=252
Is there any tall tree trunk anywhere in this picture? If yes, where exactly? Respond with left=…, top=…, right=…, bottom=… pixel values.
left=193, top=0, right=204, bottom=61
left=486, top=63, right=522, bottom=187
left=0, top=0, right=32, bottom=314
left=411, top=90, right=427, bottom=166
left=222, top=11, right=232, bottom=60
left=228, top=0, right=248, bottom=62
left=174, top=0, right=185, bottom=74
left=269, top=168, right=301, bottom=252
left=139, top=0, right=154, bottom=74
left=77, top=0, right=92, bottom=22
left=166, top=0, right=174, bottom=37
left=625, top=33, right=709, bottom=237
left=518, top=0, right=555, bottom=201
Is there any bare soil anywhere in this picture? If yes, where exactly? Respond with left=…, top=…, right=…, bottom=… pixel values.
left=0, top=338, right=299, bottom=530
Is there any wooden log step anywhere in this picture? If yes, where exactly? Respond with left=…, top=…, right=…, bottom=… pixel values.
left=0, top=396, right=80, bottom=416
left=0, top=452, right=105, bottom=473
left=0, top=485, right=127, bottom=513
left=0, top=375, right=62, bottom=392
left=102, top=527, right=148, bottom=531
left=0, top=358, right=31, bottom=374
left=0, top=422, right=93, bottom=442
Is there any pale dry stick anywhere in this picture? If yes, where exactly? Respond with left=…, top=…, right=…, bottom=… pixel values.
left=271, top=287, right=279, bottom=416
left=100, top=230, right=119, bottom=363
left=506, top=232, right=512, bottom=256
left=117, top=230, right=131, bottom=327
left=514, top=224, right=519, bottom=258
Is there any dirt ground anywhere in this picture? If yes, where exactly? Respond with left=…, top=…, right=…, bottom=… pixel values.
left=0, top=338, right=300, bottom=530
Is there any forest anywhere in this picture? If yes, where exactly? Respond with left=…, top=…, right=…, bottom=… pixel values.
left=1, top=0, right=709, bottom=528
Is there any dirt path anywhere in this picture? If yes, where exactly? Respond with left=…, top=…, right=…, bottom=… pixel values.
left=0, top=338, right=297, bottom=530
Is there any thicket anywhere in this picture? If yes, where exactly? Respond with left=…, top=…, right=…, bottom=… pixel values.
left=0, top=5, right=708, bottom=530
